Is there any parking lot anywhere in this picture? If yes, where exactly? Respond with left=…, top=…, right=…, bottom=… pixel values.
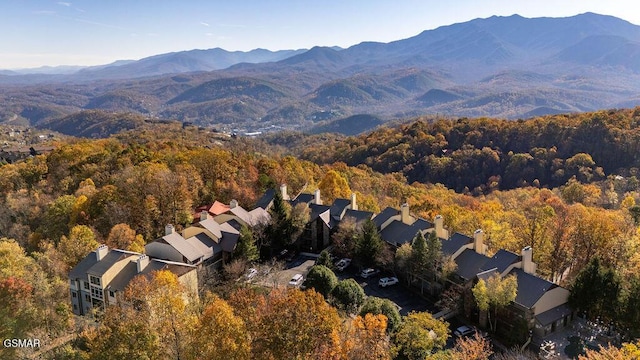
left=250, top=254, right=482, bottom=350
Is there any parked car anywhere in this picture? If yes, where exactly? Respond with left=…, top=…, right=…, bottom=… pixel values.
left=334, top=258, right=352, bottom=271
left=277, top=249, right=289, bottom=260
left=453, top=325, right=477, bottom=337
left=244, top=268, right=258, bottom=280
left=288, top=273, right=304, bottom=287
left=360, top=268, right=380, bottom=278
left=378, top=276, right=399, bottom=287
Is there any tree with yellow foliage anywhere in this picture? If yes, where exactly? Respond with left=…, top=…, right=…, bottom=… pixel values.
left=579, top=341, right=640, bottom=359
left=319, top=170, right=352, bottom=204
left=186, top=295, right=251, bottom=360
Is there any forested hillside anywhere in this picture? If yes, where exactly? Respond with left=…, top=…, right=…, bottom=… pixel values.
left=2, top=116, right=640, bottom=358
left=293, top=108, right=640, bottom=194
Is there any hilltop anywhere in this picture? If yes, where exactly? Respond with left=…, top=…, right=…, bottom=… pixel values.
left=1, top=13, right=640, bottom=134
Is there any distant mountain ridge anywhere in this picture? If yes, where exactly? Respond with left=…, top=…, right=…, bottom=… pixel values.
left=2, top=13, right=640, bottom=135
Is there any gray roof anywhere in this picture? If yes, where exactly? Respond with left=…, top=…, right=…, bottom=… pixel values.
left=442, top=233, right=472, bottom=256
left=454, top=249, right=490, bottom=281
left=230, top=205, right=256, bottom=225
left=510, top=268, right=558, bottom=309
left=372, top=207, right=398, bottom=229
left=198, top=218, right=222, bottom=239
left=224, top=219, right=243, bottom=232
left=255, top=188, right=275, bottom=210
left=107, top=261, right=139, bottom=292
left=480, top=249, right=519, bottom=274
left=343, top=209, right=374, bottom=224
left=86, top=250, right=134, bottom=276
left=69, top=251, right=100, bottom=279
left=291, top=193, right=314, bottom=206
left=220, top=232, right=239, bottom=253
left=310, top=203, right=332, bottom=225
left=248, top=207, right=270, bottom=225
left=330, top=198, right=351, bottom=219
left=185, top=233, right=219, bottom=260
left=139, top=259, right=196, bottom=278
left=379, top=218, right=432, bottom=247
left=535, top=304, right=573, bottom=326
left=161, top=232, right=203, bottom=263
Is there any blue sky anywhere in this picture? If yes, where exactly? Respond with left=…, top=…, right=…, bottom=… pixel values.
left=2, top=0, right=639, bottom=69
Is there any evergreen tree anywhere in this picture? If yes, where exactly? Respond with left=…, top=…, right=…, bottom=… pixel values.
left=569, top=257, right=622, bottom=323
left=425, top=231, right=443, bottom=281
left=235, top=225, right=259, bottom=262
left=409, top=232, right=429, bottom=279
left=355, top=219, right=385, bottom=268
left=316, top=249, right=334, bottom=269
left=304, top=265, right=338, bottom=298
left=266, top=190, right=291, bottom=250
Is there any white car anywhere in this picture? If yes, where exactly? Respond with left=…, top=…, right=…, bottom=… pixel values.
left=360, top=268, right=380, bottom=278
left=378, top=277, right=399, bottom=287
left=334, top=258, right=352, bottom=271
left=288, top=273, right=304, bottom=287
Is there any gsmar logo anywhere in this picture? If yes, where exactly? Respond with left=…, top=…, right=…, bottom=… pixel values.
left=3, top=338, right=41, bottom=348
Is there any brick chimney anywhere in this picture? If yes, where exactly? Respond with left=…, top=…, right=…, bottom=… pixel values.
left=521, top=246, right=537, bottom=274
left=165, top=224, right=175, bottom=236
left=95, top=244, right=108, bottom=261
left=314, top=189, right=322, bottom=205
left=473, top=229, right=484, bottom=254
left=280, top=184, right=290, bottom=201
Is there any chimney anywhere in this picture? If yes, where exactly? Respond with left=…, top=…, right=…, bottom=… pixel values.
left=350, top=193, right=358, bottom=211
left=136, top=254, right=149, bottom=273
left=434, top=215, right=448, bottom=239
left=400, top=203, right=411, bottom=224
left=473, top=229, right=484, bottom=254
left=200, top=211, right=208, bottom=221
left=280, top=184, right=290, bottom=201
left=165, top=224, right=175, bottom=236
left=521, top=246, right=537, bottom=274
left=230, top=199, right=238, bottom=209
left=314, top=189, right=322, bottom=205
left=95, top=244, right=108, bottom=261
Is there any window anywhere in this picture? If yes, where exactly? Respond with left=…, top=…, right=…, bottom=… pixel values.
left=90, top=287, right=103, bottom=299
left=73, top=305, right=77, bottom=310
left=83, top=282, right=89, bottom=290
left=72, top=292, right=77, bottom=298
left=109, top=291, right=115, bottom=297
left=85, top=294, right=90, bottom=302
left=89, top=276, right=101, bottom=286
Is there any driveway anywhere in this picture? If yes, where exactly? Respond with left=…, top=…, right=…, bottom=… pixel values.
left=336, top=267, right=437, bottom=316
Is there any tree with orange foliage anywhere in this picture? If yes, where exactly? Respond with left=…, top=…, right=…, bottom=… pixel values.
left=186, top=295, right=251, bottom=360
left=229, top=287, right=341, bottom=360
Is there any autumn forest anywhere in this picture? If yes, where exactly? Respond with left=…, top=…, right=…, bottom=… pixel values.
left=2, top=108, right=640, bottom=359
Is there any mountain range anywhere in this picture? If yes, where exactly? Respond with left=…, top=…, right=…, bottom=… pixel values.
left=2, top=12, right=640, bottom=136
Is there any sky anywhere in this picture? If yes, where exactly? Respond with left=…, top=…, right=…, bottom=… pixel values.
left=2, top=0, right=640, bottom=69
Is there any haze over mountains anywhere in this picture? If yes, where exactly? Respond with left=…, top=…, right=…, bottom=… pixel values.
left=2, top=13, right=640, bottom=136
